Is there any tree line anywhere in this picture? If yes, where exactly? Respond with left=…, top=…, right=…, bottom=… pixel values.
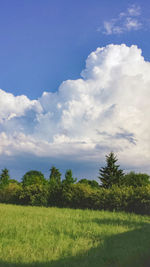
left=0, top=152, right=150, bottom=214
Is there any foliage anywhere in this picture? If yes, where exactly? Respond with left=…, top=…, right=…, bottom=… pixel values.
left=48, top=185, right=62, bottom=207
left=78, top=178, right=99, bottom=188
left=122, top=171, right=150, bottom=187
left=19, top=184, right=48, bottom=206
left=48, top=166, right=62, bottom=206
left=22, top=170, right=47, bottom=187
left=0, top=183, right=22, bottom=204
left=9, top=179, right=20, bottom=185
left=62, top=169, right=77, bottom=186
left=0, top=168, right=10, bottom=188
left=0, top=176, right=150, bottom=214
left=0, top=158, right=150, bottom=215
left=98, top=152, right=124, bottom=188
left=125, top=185, right=150, bottom=215
left=56, top=183, right=150, bottom=215
left=49, top=166, right=61, bottom=186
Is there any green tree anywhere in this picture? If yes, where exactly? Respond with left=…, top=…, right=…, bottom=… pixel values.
left=62, top=169, right=77, bottom=186
left=9, top=179, right=20, bottom=185
left=0, top=168, right=10, bottom=187
left=22, top=170, right=46, bottom=187
left=48, top=166, right=62, bottom=206
left=122, top=171, right=150, bottom=187
left=78, top=179, right=99, bottom=188
left=49, top=166, right=61, bottom=186
left=98, top=152, right=124, bottom=188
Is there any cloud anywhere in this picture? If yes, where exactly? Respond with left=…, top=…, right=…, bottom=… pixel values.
left=102, top=4, right=143, bottom=35
left=0, top=44, right=150, bottom=173
left=125, top=17, right=142, bottom=31
left=0, top=89, right=42, bottom=123
left=127, top=5, right=141, bottom=16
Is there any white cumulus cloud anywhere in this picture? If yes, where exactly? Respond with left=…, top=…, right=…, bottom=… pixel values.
left=0, top=44, right=150, bottom=172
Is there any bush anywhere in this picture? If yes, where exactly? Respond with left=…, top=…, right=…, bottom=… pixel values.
left=47, top=183, right=62, bottom=207
left=0, top=183, right=22, bottom=204
left=61, top=183, right=102, bottom=209
left=60, top=184, right=150, bottom=214
left=67, top=183, right=96, bottom=209
left=97, top=185, right=150, bottom=215
left=0, top=177, right=150, bottom=215
left=19, top=184, right=48, bottom=206
left=125, top=185, right=150, bottom=215
left=121, top=172, right=150, bottom=187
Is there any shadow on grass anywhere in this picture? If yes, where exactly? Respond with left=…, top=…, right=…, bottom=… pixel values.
left=0, top=215, right=150, bottom=267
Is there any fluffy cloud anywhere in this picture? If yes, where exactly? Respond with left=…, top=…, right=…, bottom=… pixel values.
left=1, top=44, right=150, bottom=172
left=0, top=89, right=42, bottom=122
left=102, top=4, right=142, bottom=35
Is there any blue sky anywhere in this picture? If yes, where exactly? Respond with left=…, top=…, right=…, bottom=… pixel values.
left=0, top=0, right=150, bottom=98
left=0, top=0, right=150, bottom=180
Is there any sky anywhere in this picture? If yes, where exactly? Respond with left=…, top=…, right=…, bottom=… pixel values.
left=0, top=0, right=150, bottom=181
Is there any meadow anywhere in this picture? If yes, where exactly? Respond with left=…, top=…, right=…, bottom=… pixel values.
left=0, top=204, right=150, bottom=267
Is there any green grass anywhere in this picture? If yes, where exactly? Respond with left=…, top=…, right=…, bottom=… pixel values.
left=0, top=204, right=150, bottom=267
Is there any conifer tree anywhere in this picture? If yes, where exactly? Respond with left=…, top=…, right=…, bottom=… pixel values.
left=0, top=168, right=10, bottom=187
left=98, top=152, right=124, bottom=188
left=49, top=166, right=61, bottom=186
left=48, top=166, right=62, bottom=206
left=62, top=169, right=77, bottom=185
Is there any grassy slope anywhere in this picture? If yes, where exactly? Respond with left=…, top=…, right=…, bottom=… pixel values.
left=0, top=204, right=150, bottom=267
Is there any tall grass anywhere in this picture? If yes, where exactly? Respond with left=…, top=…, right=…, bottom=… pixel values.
left=0, top=204, right=150, bottom=266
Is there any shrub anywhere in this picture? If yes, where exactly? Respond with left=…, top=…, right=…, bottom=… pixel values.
left=0, top=183, right=22, bottom=204
left=19, top=184, right=48, bottom=206
left=61, top=183, right=101, bottom=209
left=0, top=176, right=150, bottom=215
left=125, top=185, right=150, bottom=215
left=121, top=172, right=150, bottom=187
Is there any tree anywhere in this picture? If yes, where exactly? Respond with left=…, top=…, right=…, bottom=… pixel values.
left=9, top=179, right=20, bottom=185
left=49, top=166, right=61, bottom=186
left=78, top=179, right=99, bottom=188
left=48, top=166, right=62, bottom=206
left=0, top=168, right=10, bottom=187
left=22, top=170, right=46, bottom=187
left=62, top=169, right=77, bottom=186
left=98, top=152, right=124, bottom=188
left=122, top=171, right=150, bottom=187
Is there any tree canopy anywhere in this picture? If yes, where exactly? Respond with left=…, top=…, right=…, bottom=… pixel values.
left=78, top=178, right=99, bottom=188
left=22, top=170, right=46, bottom=187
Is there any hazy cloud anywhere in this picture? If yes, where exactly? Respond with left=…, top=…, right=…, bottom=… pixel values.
left=101, top=4, right=143, bottom=35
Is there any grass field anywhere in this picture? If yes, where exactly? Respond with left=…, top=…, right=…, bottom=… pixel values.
left=0, top=204, right=150, bottom=267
